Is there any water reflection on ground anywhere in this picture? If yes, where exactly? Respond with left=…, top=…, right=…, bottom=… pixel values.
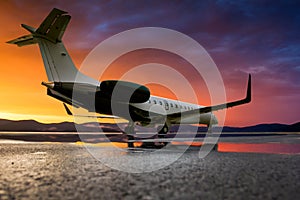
left=0, top=132, right=299, bottom=155
left=75, top=141, right=300, bottom=155
left=219, top=143, right=300, bottom=154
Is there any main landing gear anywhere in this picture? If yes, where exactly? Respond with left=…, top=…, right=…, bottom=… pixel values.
left=124, top=122, right=135, bottom=148
left=157, top=124, right=169, bottom=146
left=123, top=122, right=170, bottom=148
left=140, top=123, right=169, bottom=148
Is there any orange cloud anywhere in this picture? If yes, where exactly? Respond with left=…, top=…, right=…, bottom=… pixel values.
left=0, top=2, right=298, bottom=127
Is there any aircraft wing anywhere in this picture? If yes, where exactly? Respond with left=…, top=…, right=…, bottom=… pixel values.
left=167, top=74, right=251, bottom=120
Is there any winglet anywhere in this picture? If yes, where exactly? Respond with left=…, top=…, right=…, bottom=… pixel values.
left=245, top=74, right=251, bottom=103
left=168, top=74, right=253, bottom=118
left=63, top=103, right=73, bottom=116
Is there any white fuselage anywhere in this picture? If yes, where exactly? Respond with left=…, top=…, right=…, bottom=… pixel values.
left=131, top=95, right=218, bottom=125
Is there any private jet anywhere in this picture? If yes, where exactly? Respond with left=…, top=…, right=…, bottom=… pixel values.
left=8, top=8, right=251, bottom=147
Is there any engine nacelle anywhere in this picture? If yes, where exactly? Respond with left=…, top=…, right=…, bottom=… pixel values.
left=99, top=80, right=150, bottom=103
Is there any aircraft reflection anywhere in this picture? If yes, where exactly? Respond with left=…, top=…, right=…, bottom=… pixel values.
left=0, top=132, right=299, bottom=155
left=74, top=141, right=300, bottom=155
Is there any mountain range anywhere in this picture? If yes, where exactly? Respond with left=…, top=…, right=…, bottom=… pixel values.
left=0, top=119, right=299, bottom=132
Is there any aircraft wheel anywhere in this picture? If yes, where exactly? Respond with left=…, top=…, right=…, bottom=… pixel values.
left=125, top=123, right=135, bottom=148
left=157, top=124, right=169, bottom=146
left=127, top=134, right=135, bottom=148
left=158, top=124, right=169, bottom=136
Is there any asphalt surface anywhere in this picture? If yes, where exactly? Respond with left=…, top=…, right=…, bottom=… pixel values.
left=0, top=142, right=299, bottom=200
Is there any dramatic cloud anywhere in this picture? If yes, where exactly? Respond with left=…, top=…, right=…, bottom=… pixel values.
left=0, top=0, right=299, bottom=125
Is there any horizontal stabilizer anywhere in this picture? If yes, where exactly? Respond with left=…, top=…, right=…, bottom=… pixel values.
left=7, top=34, right=37, bottom=47
left=21, top=24, right=36, bottom=33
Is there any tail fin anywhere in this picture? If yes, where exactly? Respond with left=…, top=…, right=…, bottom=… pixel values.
left=35, top=8, right=69, bottom=43
left=7, top=8, right=98, bottom=85
left=7, top=8, right=68, bottom=45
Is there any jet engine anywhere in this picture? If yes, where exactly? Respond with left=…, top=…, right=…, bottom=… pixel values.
left=98, top=80, right=150, bottom=103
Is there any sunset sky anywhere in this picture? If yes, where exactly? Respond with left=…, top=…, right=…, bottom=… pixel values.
left=0, top=0, right=299, bottom=126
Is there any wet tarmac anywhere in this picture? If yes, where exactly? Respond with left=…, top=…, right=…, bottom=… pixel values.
left=0, top=138, right=299, bottom=200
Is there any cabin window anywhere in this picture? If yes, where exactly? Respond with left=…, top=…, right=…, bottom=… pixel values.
left=164, top=100, right=169, bottom=110
left=170, top=103, right=173, bottom=107
left=175, top=104, right=178, bottom=108
left=149, top=100, right=151, bottom=104
left=154, top=100, right=157, bottom=104
left=159, top=101, right=162, bottom=105
left=184, top=106, right=187, bottom=109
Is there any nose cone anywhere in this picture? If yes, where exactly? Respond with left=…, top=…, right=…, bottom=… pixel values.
left=41, top=82, right=55, bottom=89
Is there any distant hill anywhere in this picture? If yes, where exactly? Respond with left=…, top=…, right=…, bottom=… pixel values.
left=0, top=119, right=121, bottom=132
left=170, top=122, right=300, bottom=132
left=0, top=119, right=299, bottom=132
left=220, top=122, right=300, bottom=132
